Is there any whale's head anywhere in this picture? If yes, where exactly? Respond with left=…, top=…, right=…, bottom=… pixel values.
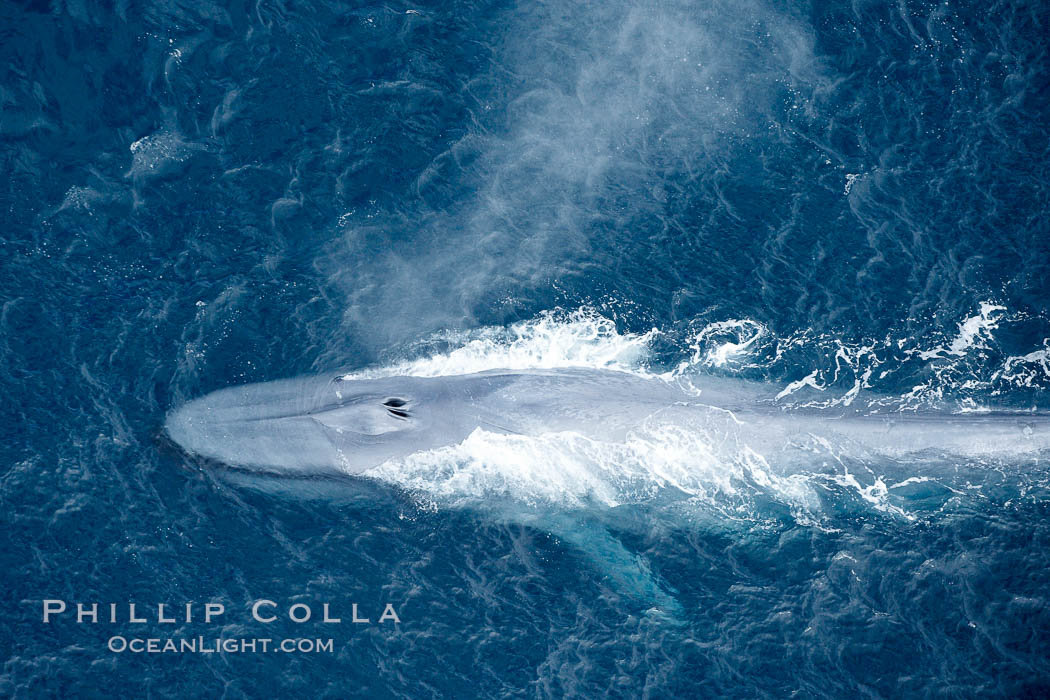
left=165, top=374, right=437, bottom=476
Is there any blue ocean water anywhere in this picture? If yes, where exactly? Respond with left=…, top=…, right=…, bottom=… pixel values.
left=3, top=0, right=1050, bottom=696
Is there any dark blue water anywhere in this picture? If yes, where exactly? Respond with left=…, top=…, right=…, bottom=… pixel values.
left=4, top=0, right=1050, bottom=696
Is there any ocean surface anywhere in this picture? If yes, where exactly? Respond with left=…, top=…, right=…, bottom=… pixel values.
left=3, top=0, right=1050, bottom=697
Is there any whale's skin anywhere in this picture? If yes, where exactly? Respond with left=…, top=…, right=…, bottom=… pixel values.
left=166, top=368, right=701, bottom=476
left=165, top=367, right=1050, bottom=476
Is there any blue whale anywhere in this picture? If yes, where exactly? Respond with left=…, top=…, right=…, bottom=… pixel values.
left=166, top=367, right=1050, bottom=476
left=165, top=367, right=1050, bottom=615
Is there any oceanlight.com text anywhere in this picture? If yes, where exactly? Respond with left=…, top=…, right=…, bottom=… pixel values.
left=107, top=636, right=335, bottom=654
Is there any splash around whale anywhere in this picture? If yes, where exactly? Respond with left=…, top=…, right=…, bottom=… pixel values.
left=165, top=367, right=1050, bottom=477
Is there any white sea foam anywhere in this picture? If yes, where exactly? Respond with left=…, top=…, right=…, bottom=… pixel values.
left=677, top=319, right=766, bottom=371
left=343, top=309, right=657, bottom=380
left=775, top=369, right=823, bottom=401
left=916, top=302, right=1005, bottom=360
left=1000, top=344, right=1050, bottom=388
left=127, top=128, right=201, bottom=180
